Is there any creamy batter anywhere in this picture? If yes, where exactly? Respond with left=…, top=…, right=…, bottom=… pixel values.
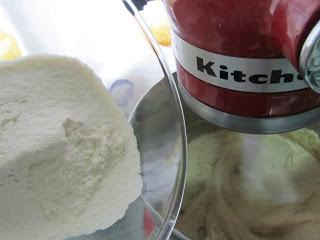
left=0, top=55, right=142, bottom=240
left=177, top=129, right=320, bottom=240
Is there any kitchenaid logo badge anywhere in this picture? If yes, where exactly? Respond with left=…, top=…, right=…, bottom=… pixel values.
left=172, top=32, right=308, bottom=93
left=196, top=57, right=303, bottom=84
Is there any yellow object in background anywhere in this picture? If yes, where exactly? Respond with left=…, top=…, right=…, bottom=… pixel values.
left=150, top=24, right=172, bottom=47
left=0, top=31, right=21, bottom=60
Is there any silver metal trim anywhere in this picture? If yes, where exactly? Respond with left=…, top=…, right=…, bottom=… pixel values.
left=300, top=20, right=320, bottom=93
left=178, top=81, right=320, bottom=134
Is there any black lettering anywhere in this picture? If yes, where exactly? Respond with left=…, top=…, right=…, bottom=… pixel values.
left=219, top=65, right=228, bottom=80
left=297, top=74, right=303, bottom=80
left=271, top=70, right=294, bottom=83
left=249, top=74, right=268, bottom=84
left=231, top=70, right=246, bottom=82
left=196, top=57, right=216, bottom=76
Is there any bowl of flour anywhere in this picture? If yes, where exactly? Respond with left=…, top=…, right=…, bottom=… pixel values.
left=0, top=1, right=187, bottom=240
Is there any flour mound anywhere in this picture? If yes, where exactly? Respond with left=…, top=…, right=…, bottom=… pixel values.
left=0, top=55, right=142, bottom=240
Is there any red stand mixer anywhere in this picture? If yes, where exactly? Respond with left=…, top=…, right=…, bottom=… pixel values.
left=162, top=0, right=320, bottom=133
left=124, top=1, right=320, bottom=238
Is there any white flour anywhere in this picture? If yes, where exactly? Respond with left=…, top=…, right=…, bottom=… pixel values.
left=0, top=55, right=142, bottom=240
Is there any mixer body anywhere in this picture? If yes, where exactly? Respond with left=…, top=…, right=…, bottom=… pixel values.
left=164, top=0, right=320, bottom=133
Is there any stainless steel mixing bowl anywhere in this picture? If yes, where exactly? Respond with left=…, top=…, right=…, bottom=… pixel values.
left=0, top=0, right=187, bottom=239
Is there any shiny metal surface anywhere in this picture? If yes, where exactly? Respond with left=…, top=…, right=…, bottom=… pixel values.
left=300, top=20, right=320, bottom=93
left=178, top=80, right=320, bottom=134
left=130, top=79, right=186, bottom=240
left=125, top=2, right=187, bottom=239
left=0, top=1, right=187, bottom=240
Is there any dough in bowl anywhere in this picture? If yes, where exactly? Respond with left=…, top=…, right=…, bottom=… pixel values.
left=178, top=129, right=320, bottom=240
